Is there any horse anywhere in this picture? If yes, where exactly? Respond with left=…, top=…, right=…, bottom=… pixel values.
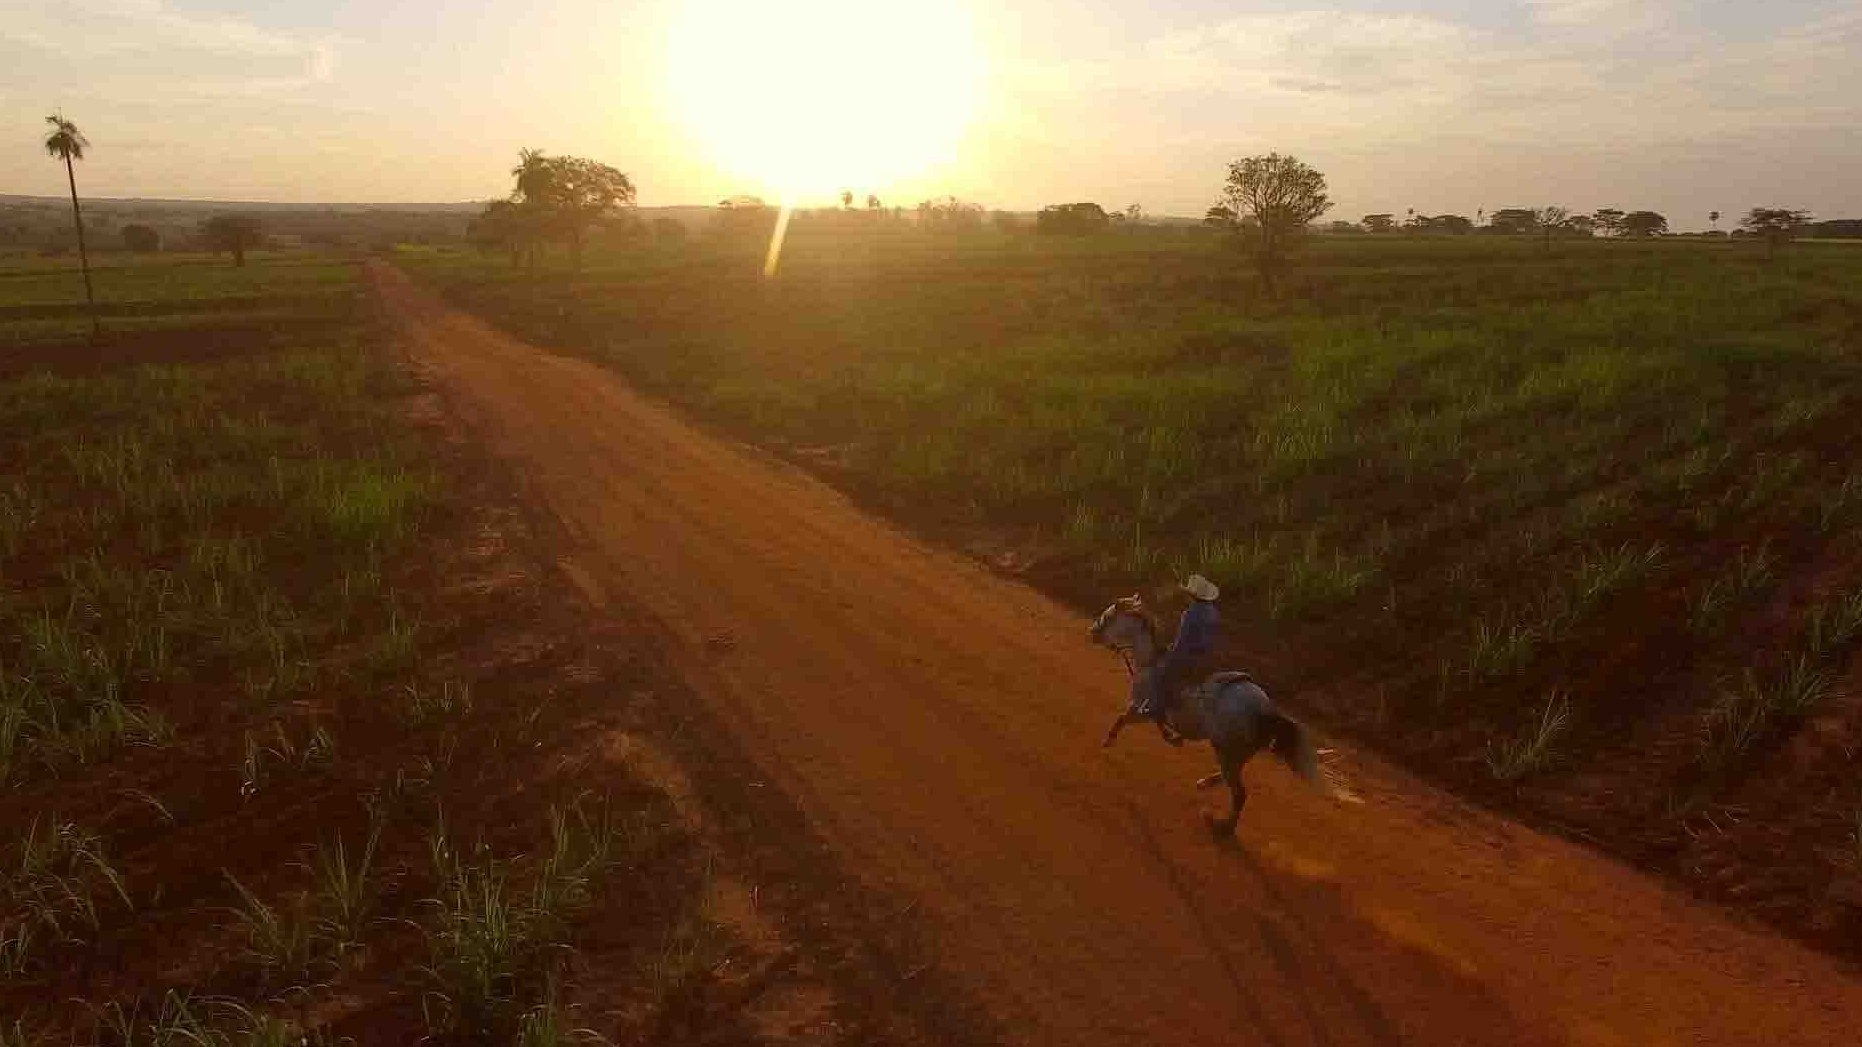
left=1089, top=594, right=1346, bottom=836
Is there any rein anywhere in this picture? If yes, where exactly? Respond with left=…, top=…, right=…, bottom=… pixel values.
left=1111, top=607, right=1160, bottom=679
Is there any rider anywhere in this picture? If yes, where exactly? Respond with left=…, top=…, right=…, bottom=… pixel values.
left=1137, top=574, right=1222, bottom=744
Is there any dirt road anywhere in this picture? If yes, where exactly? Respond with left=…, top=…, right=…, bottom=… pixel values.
left=375, top=263, right=1861, bottom=1046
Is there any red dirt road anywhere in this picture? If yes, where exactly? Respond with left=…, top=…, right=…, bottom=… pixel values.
left=376, top=263, right=1862, bottom=1046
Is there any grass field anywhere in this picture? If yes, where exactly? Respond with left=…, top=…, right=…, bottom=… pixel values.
left=0, top=252, right=360, bottom=349
left=0, top=255, right=897, bottom=1043
left=403, top=227, right=1862, bottom=951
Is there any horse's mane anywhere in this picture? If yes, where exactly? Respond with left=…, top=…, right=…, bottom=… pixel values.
left=1120, top=598, right=1164, bottom=648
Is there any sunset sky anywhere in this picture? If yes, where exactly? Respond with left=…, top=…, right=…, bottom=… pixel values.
left=3, top=1, right=1858, bottom=226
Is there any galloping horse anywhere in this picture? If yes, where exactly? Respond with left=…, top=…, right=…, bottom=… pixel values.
left=1090, top=595, right=1345, bottom=836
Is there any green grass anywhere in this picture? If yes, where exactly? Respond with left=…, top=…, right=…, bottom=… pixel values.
left=418, top=798, right=629, bottom=1039
left=1806, top=589, right=1862, bottom=658
left=0, top=257, right=436, bottom=781
left=1701, top=656, right=1840, bottom=766
left=0, top=252, right=361, bottom=349
left=224, top=873, right=316, bottom=984
left=91, top=990, right=322, bottom=1047
left=1485, top=690, right=1573, bottom=782
left=1, top=818, right=131, bottom=974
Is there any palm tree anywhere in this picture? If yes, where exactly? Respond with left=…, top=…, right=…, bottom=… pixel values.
left=511, top=148, right=555, bottom=203
left=1709, top=210, right=1721, bottom=232
left=43, top=113, right=98, bottom=337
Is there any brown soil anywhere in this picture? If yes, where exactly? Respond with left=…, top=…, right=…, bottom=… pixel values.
left=0, top=308, right=978, bottom=1043
left=375, top=261, right=1862, bottom=1045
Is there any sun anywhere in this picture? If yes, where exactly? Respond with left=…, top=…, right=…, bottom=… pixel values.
left=667, top=0, right=984, bottom=199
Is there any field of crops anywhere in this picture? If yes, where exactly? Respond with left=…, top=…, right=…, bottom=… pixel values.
left=0, top=252, right=360, bottom=350
left=405, top=228, right=1862, bottom=950
left=0, top=255, right=904, bottom=1043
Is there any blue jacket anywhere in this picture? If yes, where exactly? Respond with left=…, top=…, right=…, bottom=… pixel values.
left=1163, top=600, right=1220, bottom=674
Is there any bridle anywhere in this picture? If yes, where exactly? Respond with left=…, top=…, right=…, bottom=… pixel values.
left=1097, top=604, right=1158, bottom=679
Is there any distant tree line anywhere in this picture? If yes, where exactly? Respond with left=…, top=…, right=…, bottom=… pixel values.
left=1348, top=207, right=1672, bottom=238
left=1331, top=206, right=1842, bottom=246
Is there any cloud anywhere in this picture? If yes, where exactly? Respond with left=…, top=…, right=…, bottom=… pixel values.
left=1012, top=4, right=1862, bottom=148
left=1, top=0, right=339, bottom=97
left=1138, top=11, right=1478, bottom=97
left=1525, top=0, right=1674, bottom=32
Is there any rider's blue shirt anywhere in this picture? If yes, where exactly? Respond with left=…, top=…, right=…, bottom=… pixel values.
left=1164, top=599, right=1220, bottom=670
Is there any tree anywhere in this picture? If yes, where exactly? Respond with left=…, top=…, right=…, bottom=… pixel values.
left=121, top=223, right=161, bottom=253
left=505, top=151, right=635, bottom=269
left=1124, top=203, right=1144, bottom=224
left=1035, top=202, right=1111, bottom=235
left=1563, top=214, right=1595, bottom=237
left=1203, top=204, right=1237, bottom=228
left=1805, top=218, right=1862, bottom=239
left=1535, top=206, right=1570, bottom=249
left=713, top=196, right=778, bottom=241
left=1219, top=153, right=1331, bottom=294
left=1413, top=214, right=1473, bottom=235
left=43, top=114, right=97, bottom=336
left=1742, top=208, right=1811, bottom=258
left=1619, top=210, right=1667, bottom=238
left=1592, top=209, right=1625, bottom=237
left=1708, top=210, right=1721, bottom=232
left=1362, top=213, right=1396, bottom=233
left=201, top=215, right=263, bottom=266
left=866, top=194, right=882, bottom=211
left=468, top=199, right=535, bottom=267
left=1488, top=208, right=1538, bottom=235
left=916, top=196, right=985, bottom=232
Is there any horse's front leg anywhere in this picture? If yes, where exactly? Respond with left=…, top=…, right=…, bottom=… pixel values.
left=1102, top=710, right=1139, bottom=748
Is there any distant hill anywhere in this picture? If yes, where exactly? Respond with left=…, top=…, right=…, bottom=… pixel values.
left=0, top=194, right=483, bottom=214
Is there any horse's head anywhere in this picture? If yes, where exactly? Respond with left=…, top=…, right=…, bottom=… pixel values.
left=1090, top=594, right=1156, bottom=653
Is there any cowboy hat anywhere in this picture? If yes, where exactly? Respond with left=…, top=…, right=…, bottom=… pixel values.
left=1181, top=574, right=1220, bottom=601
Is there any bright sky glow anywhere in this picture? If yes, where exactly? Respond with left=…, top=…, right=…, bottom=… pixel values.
left=667, top=0, right=983, bottom=197
left=1, top=1, right=1859, bottom=224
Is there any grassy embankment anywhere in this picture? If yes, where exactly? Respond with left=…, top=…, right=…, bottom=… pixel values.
left=0, top=254, right=773, bottom=1044
left=403, top=228, right=1862, bottom=953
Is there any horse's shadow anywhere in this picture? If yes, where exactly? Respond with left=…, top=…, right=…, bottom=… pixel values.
left=1192, top=836, right=1557, bottom=1047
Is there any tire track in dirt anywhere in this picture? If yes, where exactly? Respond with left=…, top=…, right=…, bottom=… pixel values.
left=373, top=262, right=1861, bottom=1046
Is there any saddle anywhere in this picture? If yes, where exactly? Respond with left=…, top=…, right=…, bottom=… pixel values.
left=1182, top=669, right=1253, bottom=703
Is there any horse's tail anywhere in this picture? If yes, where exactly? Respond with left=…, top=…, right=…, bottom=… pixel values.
left=1265, top=711, right=1360, bottom=804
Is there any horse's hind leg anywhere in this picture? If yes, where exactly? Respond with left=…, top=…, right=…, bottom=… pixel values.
left=1204, top=743, right=1248, bottom=838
